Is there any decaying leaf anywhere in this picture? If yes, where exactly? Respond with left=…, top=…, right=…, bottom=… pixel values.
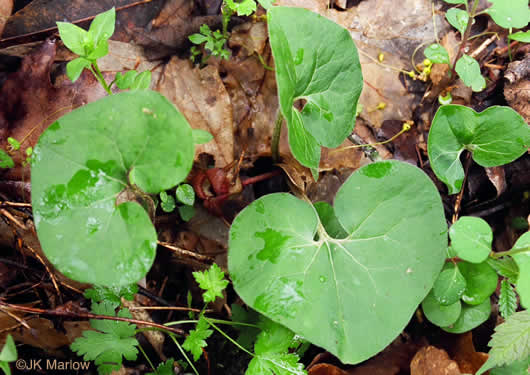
left=410, top=346, right=461, bottom=375
left=504, top=53, right=530, bottom=123
left=0, top=0, right=12, bottom=37
left=158, top=58, right=234, bottom=167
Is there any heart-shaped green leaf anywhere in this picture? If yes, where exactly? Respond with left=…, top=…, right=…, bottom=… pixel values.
left=486, top=0, right=530, bottom=29
left=268, top=7, right=363, bottom=172
left=229, top=161, right=447, bottom=364
left=32, top=91, right=194, bottom=286
left=450, top=216, right=492, bottom=263
left=446, top=8, right=469, bottom=35
left=511, top=231, right=530, bottom=309
left=455, top=55, right=486, bottom=92
left=427, top=104, right=530, bottom=194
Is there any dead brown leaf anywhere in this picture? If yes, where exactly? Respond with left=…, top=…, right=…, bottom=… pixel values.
left=410, top=346, right=461, bottom=375
left=449, top=332, right=489, bottom=374
left=0, top=39, right=108, bottom=183
left=504, top=52, right=530, bottom=123
left=158, top=57, right=234, bottom=167
left=0, top=0, right=12, bottom=37
left=485, top=166, right=506, bottom=197
left=309, top=363, right=348, bottom=375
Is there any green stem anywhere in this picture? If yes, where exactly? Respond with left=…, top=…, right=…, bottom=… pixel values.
left=137, top=343, right=156, bottom=372
left=90, top=62, right=112, bottom=95
left=165, top=318, right=260, bottom=329
left=168, top=333, right=199, bottom=375
left=271, top=111, right=284, bottom=163
left=204, top=318, right=254, bottom=357
left=491, top=246, right=530, bottom=259
left=452, top=0, right=480, bottom=72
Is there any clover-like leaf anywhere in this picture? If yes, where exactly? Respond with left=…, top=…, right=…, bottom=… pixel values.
left=268, top=7, right=363, bottom=172
left=509, top=31, right=530, bottom=43
left=446, top=8, right=469, bottom=35
left=442, top=298, right=491, bottom=334
left=427, top=104, right=530, bottom=195
left=229, top=161, right=447, bottom=364
left=511, top=231, right=530, bottom=309
left=176, top=184, right=195, bottom=206
left=455, top=55, right=486, bottom=92
left=31, top=91, right=194, bottom=286
left=486, top=0, right=529, bottom=29
left=422, top=291, right=461, bottom=327
left=66, top=57, right=91, bottom=82
left=424, top=44, right=450, bottom=65
left=433, top=262, right=467, bottom=306
left=458, top=261, right=498, bottom=305
left=449, top=216, right=492, bottom=263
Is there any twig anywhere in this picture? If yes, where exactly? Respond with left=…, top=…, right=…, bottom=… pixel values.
left=157, top=241, right=214, bottom=264
left=0, top=208, right=27, bottom=230
left=0, top=302, right=187, bottom=336
left=23, top=244, right=62, bottom=302
left=451, top=152, right=472, bottom=223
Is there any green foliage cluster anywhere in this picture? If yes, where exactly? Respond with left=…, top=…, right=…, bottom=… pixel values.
left=159, top=183, right=196, bottom=221
left=425, top=0, right=530, bottom=93
left=24, top=3, right=530, bottom=374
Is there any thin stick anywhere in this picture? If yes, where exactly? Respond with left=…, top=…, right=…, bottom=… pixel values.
left=157, top=241, right=214, bottom=263
left=0, top=302, right=187, bottom=336
left=23, top=244, right=62, bottom=301
left=271, top=111, right=284, bottom=163
left=451, top=152, right=472, bottom=223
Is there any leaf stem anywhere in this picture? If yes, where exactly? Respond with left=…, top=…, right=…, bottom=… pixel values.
left=90, top=62, right=112, bottom=95
left=329, top=121, right=412, bottom=155
left=168, top=333, right=199, bottom=375
left=452, top=0, right=480, bottom=70
left=137, top=343, right=156, bottom=372
left=204, top=318, right=255, bottom=357
left=271, top=110, right=284, bottom=163
left=491, top=246, right=530, bottom=259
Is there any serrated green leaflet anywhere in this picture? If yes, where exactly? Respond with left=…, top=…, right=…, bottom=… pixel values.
left=446, top=8, right=469, bottom=35
left=511, top=231, right=530, bottom=308
left=455, top=55, right=486, bottom=92
left=422, top=291, right=461, bottom=327
left=450, top=216, right=492, bottom=263
left=433, top=263, right=467, bottom=306
left=229, top=161, right=446, bottom=364
left=31, top=91, right=194, bottom=286
left=498, top=280, right=516, bottom=319
left=489, top=358, right=530, bottom=375
left=427, top=104, right=530, bottom=194
left=459, top=261, right=497, bottom=305
left=486, top=0, right=529, bottom=29
left=477, top=310, right=530, bottom=375
left=442, top=298, right=491, bottom=334
left=268, top=7, right=363, bottom=172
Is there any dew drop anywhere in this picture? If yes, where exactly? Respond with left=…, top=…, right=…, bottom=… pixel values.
left=319, top=276, right=327, bottom=283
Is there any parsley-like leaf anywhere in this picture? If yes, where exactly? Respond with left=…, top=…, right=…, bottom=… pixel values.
left=477, top=310, right=530, bottom=375
left=84, top=284, right=138, bottom=308
left=245, top=318, right=307, bottom=375
left=499, top=280, right=517, bottom=319
left=71, top=301, right=139, bottom=375
left=182, top=315, right=213, bottom=361
left=193, top=264, right=229, bottom=303
left=147, top=358, right=175, bottom=375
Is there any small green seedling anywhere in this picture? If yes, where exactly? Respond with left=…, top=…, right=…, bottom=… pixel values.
left=71, top=301, right=139, bottom=375
left=229, top=160, right=447, bottom=364
left=31, top=91, right=195, bottom=286
left=427, top=0, right=529, bottom=92
left=422, top=217, right=530, bottom=341
left=0, top=335, right=17, bottom=375
left=268, top=6, right=363, bottom=175
left=189, top=24, right=230, bottom=61
left=427, top=104, right=529, bottom=194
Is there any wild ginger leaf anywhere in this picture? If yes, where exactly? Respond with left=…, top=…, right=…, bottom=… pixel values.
left=268, top=7, right=363, bottom=172
left=229, top=161, right=447, bottom=364
left=193, top=264, right=229, bottom=303
left=31, top=91, right=194, bottom=286
left=486, top=0, right=530, bottom=29
left=427, top=105, right=530, bottom=194
left=455, top=55, right=486, bottom=92
left=71, top=302, right=138, bottom=375
left=499, top=280, right=517, bottom=319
